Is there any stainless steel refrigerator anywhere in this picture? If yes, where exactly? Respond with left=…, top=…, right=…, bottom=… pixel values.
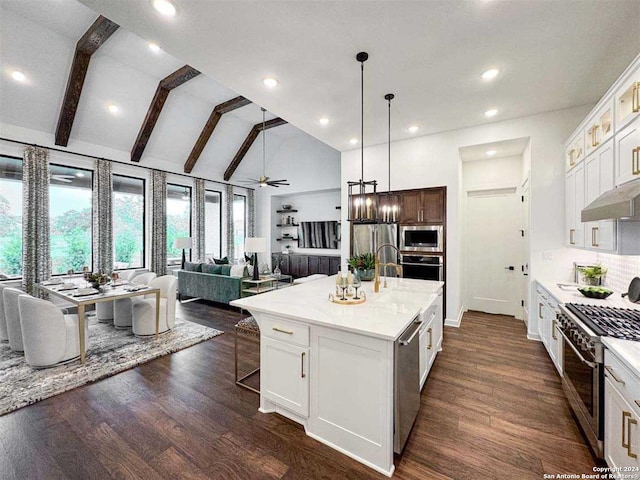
left=352, top=223, right=399, bottom=276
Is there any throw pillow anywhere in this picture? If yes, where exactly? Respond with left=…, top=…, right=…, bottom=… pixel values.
left=213, top=256, right=229, bottom=265
left=230, top=265, right=247, bottom=278
left=220, top=265, right=232, bottom=276
left=184, top=261, right=202, bottom=272
left=202, top=264, right=222, bottom=275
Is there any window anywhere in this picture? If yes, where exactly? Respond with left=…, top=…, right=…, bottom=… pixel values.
left=233, top=193, right=246, bottom=261
left=205, top=190, right=222, bottom=259
left=113, top=175, right=145, bottom=269
left=167, top=183, right=192, bottom=265
left=0, top=156, right=23, bottom=279
left=49, top=164, right=93, bottom=274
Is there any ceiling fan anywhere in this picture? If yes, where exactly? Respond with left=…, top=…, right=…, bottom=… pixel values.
left=240, top=108, right=289, bottom=188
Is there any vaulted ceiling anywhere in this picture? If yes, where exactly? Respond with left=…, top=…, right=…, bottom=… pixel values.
left=0, top=0, right=311, bottom=182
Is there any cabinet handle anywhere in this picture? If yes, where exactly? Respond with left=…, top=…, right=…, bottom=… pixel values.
left=569, top=229, right=575, bottom=245
left=623, top=411, right=631, bottom=450
left=552, top=319, right=557, bottom=340
left=538, top=303, right=543, bottom=319
left=592, top=125, right=600, bottom=147
left=427, top=327, right=432, bottom=350
left=569, top=149, right=575, bottom=166
left=301, top=352, right=306, bottom=378
left=633, top=147, right=640, bottom=176
left=627, top=413, right=638, bottom=459
left=605, top=365, right=625, bottom=385
left=591, top=227, right=599, bottom=247
left=633, top=82, right=640, bottom=113
left=273, top=327, right=293, bottom=335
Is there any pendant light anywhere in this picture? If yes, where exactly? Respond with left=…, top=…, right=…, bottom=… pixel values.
left=347, top=52, right=378, bottom=223
left=380, top=93, right=399, bottom=223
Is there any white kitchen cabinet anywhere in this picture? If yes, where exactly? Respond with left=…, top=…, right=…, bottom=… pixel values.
left=566, top=132, right=585, bottom=171
left=584, top=139, right=616, bottom=251
left=585, top=99, right=614, bottom=158
left=419, top=304, right=436, bottom=389
left=261, top=337, right=309, bottom=417
left=604, top=349, right=640, bottom=473
left=433, top=291, right=444, bottom=352
left=615, top=116, right=640, bottom=186
left=536, top=286, right=562, bottom=376
left=566, top=162, right=585, bottom=247
left=615, top=63, right=640, bottom=131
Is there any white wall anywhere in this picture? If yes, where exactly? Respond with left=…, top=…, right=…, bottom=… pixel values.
left=341, top=104, right=592, bottom=330
left=254, top=133, right=341, bottom=260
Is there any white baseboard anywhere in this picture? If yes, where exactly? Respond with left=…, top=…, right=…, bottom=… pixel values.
left=527, top=333, right=541, bottom=341
left=444, top=307, right=465, bottom=328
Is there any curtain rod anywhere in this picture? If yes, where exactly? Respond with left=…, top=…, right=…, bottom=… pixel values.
left=0, top=136, right=254, bottom=191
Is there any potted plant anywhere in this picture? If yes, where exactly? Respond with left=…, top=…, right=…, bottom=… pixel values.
left=577, top=264, right=607, bottom=286
left=87, top=272, right=110, bottom=290
left=347, top=253, right=376, bottom=281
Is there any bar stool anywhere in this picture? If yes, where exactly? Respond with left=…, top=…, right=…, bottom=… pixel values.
left=234, top=316, right=260, bottom=393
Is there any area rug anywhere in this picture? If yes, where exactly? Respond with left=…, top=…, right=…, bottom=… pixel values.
left=0, top=317, right=223, bottom=416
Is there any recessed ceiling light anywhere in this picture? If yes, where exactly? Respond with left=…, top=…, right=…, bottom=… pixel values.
left=349, top=138, right=358, bottom=145
left=486, top=150, right=497, bottom=156
left=107, top=104, right=119, bottom=114
left=152, top=0, right=176, bottom=16
left=262, top=77, right=279, bottom=89
left=481, top=68, right=499, bottom=80
left=148, top=42, right=161, bottom=53
left=11, top=70, right=26, bottom=83
left=408, top=125, right=419, bottom=134
left=319, top=117, right=330, bottom=126
left=484, top=108, right=498, bottom=118
left=75, top=172, right=85, bottom=178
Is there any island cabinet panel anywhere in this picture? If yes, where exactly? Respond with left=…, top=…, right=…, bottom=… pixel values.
left=308, top=325, right=394, bottom=476
left=261, top=337, right=309, bottom=417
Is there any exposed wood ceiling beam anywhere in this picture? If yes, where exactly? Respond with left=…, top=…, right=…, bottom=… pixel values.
left=223, top=117, right=287, bottom=181
left=54, top=16, right=119, bottom=147
left=183, top=96, right=251, bottom=174
left=131, top=65, right=201, bottom=162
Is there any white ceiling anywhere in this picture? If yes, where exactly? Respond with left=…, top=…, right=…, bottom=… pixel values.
left=75, top=0, right=640, bottom=152
left=0, top=0, right=307, bottom=181
left=459, top=137, right=529, bottom=162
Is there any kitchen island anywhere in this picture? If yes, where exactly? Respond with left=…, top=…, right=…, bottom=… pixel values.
left=231, top=275, right=444, bottom=476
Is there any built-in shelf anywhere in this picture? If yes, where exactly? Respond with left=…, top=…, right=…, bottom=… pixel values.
left=276, top=238, right=298, bottom=241
left=276, top=223, right=300, bottom=227
left=276, top=209, right=298, bottom=213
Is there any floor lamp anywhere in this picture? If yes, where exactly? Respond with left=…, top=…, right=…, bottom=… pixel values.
left=245, top=237, right=266, bottom=281
left=174, top=237, right=192, bottom=269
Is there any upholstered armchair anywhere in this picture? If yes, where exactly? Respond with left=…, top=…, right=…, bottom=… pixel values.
left=113, top=272, right=157, bottom=329
left=132, top=275, right=177, bottom=336
left=3, top=287, right=26, bottom=352
left=0, top=284, right=8, bottom=343
left=18, top=295, right=89, bottom=368
left=96, top=269, right=141, bottom=323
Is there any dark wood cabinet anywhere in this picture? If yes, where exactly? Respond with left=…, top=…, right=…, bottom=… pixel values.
left=397, top=187, right=445, bottom=224
left=271, top=253, right=340, bottom=278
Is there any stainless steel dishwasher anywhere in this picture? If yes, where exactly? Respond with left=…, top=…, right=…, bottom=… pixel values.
left=394, top=315, right=422, bottom=453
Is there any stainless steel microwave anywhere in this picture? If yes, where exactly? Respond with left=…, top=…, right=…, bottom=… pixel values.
left=399, top=225, right=444, bottom=253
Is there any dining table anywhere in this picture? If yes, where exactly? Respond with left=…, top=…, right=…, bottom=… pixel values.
left=35, top=279, right=161, bottom=364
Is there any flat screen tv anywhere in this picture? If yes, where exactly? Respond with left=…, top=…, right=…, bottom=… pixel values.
left=297, top=221, right=340, bottom=249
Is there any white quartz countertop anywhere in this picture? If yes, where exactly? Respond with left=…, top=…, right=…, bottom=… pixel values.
left=536, top=279, right=640, bottom=311
left=603, top=337, right=640, bottom=378
left=231, top=275, right=444, bottom=341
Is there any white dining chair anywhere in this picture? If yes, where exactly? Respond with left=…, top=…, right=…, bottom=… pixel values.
left=0, top=284, right=9, bottom=342
left=18, top=295, right=89, bottom=368
left=95, top=270, right=141, bottom=323
left=132, top=275, right=177, bottom=336
left=3, top=287, right=27, bottom=352
left=113, top=272, right=157, bottom=329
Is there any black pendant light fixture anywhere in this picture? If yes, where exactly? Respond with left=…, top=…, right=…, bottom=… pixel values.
left=379, top=93, right=399, bottom=223
left=347, top=52, right=378, bottom=223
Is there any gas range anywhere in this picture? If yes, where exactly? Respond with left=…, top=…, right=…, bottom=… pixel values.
left=562, top=303, right=640, bottom=341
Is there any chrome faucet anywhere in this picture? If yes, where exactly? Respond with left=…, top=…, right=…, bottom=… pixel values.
left=374, top=243, right=402, bottom=293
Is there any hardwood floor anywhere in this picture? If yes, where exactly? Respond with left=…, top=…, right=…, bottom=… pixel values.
left=0, top=304, right=599, bottom=479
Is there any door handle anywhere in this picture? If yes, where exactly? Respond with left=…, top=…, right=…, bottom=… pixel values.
left=505, top=266, right=515, bottom=271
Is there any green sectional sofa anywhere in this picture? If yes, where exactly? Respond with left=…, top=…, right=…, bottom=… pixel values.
left=177, top=262, right=247, bottom=305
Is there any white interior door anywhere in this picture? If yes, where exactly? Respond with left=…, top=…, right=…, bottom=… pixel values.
left=521, top=180, right=530, bottom=321
left=467, top=188, right=521, bottom=316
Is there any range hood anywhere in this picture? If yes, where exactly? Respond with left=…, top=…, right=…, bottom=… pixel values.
left=582, top=180, right=640, bottom=222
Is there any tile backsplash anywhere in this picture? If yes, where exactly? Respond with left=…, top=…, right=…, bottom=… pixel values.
left=596, top=253, right=640, bottom=292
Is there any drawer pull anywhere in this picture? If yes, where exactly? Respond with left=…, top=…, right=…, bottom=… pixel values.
left=627, top=414, right=638, bottom=459
left=272, top=327, right=293, bottom=335
left=427, top=327, right=433, bottom=350
left=623, top=411, right=631, bottom=450
left=301, top=352, right=306, bottom=378
left=605, top=365, right=625, bottom=385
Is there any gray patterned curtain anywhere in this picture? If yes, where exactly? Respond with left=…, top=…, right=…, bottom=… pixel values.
left=92, top=159, right=113, bottom=273
left=225, top=184, right=234, bottom=261
left=192, top=178, right=205, bottom=262
left=247, top=189, right=255, bottom=237
left=22, top=146, right=51, bottom=296
left=151, top=170, right=167, bottom=275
